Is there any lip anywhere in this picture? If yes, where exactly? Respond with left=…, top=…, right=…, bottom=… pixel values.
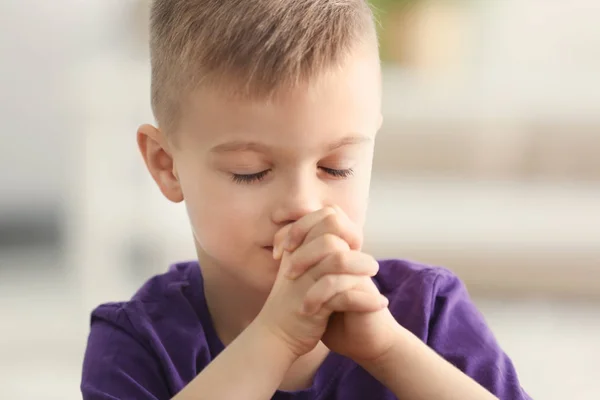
left=263, top=246, right=274, bottom=251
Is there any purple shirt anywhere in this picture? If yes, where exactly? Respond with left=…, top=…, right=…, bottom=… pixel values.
left=81, top=259, right=530, bottom=399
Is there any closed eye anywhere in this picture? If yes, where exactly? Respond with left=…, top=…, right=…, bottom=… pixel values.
left=231, top=167, right=354, bottom=184
left=320, top=167, right=354, bottom=179
left=231, top=170, right=270, bottom=184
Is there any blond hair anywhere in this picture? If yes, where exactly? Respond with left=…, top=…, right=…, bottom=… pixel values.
left=149, top=0, right=377, bottom=134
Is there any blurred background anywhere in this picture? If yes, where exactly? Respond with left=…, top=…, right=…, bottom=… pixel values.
left=1, top=0, right=599, bottom=398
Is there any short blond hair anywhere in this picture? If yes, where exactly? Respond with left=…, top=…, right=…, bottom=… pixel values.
left=149, top=0, right=377, bottom=134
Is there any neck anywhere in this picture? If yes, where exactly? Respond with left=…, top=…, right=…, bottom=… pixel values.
left=200, top=259, right=268, bottom=345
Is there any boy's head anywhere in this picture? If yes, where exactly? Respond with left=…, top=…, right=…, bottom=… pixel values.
left=138, top=0, right=382, bottom=294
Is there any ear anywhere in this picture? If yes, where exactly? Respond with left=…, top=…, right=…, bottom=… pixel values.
left=137, top=124, right=184, bottom=203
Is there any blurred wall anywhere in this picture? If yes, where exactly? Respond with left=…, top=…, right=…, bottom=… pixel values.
left=1, top=1, right=599, bottom=399
left=1, top=0, right=599, bottom=301
left=369, top=0, right=600, bottom=298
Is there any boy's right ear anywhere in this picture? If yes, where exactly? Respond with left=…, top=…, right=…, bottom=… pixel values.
left=136, top=124, right=184, bottom=203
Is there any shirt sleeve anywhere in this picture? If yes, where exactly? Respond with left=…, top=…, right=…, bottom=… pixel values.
left=425, top=268, right=532, bottom=400
left=81, top=304, right=172, bottom=400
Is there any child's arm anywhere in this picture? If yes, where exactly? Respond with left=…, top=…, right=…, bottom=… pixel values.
left=83, top=312, right=297, bottom=400
left=360, top=269, right=531, bottom=400
left=279, top=208, right=530, bottom=399
left=360, top=324, right=498, bottom=399
left=173, top=321, right=296, bottom=400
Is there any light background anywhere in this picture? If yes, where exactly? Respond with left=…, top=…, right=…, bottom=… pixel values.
left=1, top=1, right=599, bottom=398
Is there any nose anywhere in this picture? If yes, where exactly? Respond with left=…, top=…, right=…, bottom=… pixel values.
left=271, top=177, right=325, bottom=226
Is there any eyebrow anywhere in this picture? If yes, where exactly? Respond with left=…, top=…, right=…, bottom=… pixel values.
left=327, top=134, right=372, bottom=151
left=209, top=134, right=372, bottom=154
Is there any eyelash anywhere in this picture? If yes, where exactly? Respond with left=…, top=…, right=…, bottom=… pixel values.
left=231, top=168, right=354, bottom=184
left=231, top=170, right=270, bottom=184
left=321, top=167, right=355, bottom=179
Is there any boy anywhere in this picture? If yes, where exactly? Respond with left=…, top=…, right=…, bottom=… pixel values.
left=81, top=0, right=531, bottom=399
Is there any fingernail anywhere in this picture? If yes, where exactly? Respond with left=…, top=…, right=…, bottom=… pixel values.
left=272, top=245, right=281, bottom=260
left=380, top=295, right=389, bottom=307
left=283, top=235, right=296, bottom=252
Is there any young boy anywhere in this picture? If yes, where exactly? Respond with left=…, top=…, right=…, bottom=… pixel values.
left=81, top=1, right=531, bottom=399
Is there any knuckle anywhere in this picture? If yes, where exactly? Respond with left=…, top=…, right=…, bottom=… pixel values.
left=321, top=274, right=338, bottom=291
left=323, top=213, right=342, bottom=232
left=330, top=251, right=348, bottom=272
left=321, top=233, right=340, bottom=251
left=340, top=290, right=354, bottom=305
left=287, top=223, right=302, bottom=242
left=322, top=206, right=337, bottom=217
left=322, top=233, right=349, bottom=253
left=367, top=255, right=380, bottom=275
left=351, top=234, right=363, bottom=250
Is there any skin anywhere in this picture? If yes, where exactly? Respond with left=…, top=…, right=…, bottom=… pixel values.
left=137, top=40, right=497, bottom=399
left=275, top=209, right=498, bottom=400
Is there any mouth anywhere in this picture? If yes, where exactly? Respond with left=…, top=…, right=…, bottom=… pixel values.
left=263, top=246, right=274, bottom=252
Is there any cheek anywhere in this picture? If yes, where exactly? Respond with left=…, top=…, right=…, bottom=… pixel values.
left=334, top=175, right=371, bottom=230
left=339, top=149, right=373, bottom=225
left=182, top=177, right=263, bottom=253
left=339, top=196, right=368, bottom=229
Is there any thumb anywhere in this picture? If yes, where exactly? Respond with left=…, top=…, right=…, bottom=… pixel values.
left=273, top=224, right=293, bottom=260
left=275, top=250, right=293, bottom=280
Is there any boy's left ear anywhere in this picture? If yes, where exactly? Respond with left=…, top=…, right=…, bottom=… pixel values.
left=136, top=124, right=184, bottom=203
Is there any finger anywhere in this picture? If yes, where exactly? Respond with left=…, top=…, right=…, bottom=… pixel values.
left=323, top=290, right=389, bottom=314
left=302, top=274, right=363, bottom=315
left=301, top=208, right=362, bottom=253
left=272, top=224, right=293, bottom=260
left=274, top=248, right=294, bottom=280
left=283, top=207, right=337, bottom=253
left=290, top=249, right=379, bottom=281
left=286, top=234, right=349, bottom=279
left=272, top=207, right=335, bottom=260
left=304, top=272, right=383, bottom=315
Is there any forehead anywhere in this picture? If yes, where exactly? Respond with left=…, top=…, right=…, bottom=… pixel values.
left=178, top=49, right=381, bottom=149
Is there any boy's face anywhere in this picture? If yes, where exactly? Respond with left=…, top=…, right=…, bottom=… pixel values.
left=140, top=47, right=381, bottom=293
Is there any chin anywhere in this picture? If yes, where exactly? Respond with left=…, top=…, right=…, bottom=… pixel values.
left=252, top=262, right=280, bottom=289
left=230, top=253, right=279, bottom=284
